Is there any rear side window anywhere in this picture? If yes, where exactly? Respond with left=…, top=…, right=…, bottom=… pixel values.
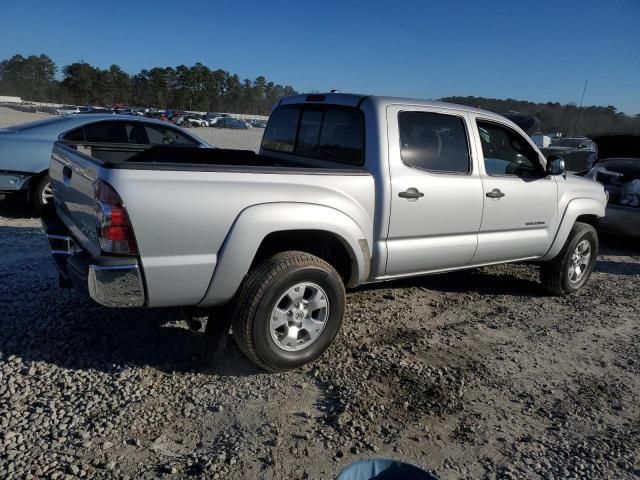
left=62, top=127, right=85, bottom=142
left=143, top=124, right=198, bottom=146
left=262, top=106, right=364, bottom=165
left=81, top=121, right=155, bottom=144
left=84, top=121, right=130, bottom=143
left=398, top=111, right=470, bottom=173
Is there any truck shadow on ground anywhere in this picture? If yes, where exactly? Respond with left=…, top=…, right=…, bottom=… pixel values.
left=0, top=196, right=39, bottom=219
left=353, top=266, right=545, bottom=297
left=0, top=261, right=259, bottom=377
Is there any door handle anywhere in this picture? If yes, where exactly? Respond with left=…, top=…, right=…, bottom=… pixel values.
left=63, top=165, right=73, bottom=180
left=486, top=188, right=505, bottom=199
left=398, top=188, right=424, bottom=200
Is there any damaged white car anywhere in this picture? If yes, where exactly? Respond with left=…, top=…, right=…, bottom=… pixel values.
left=584, top=134, right=640, bottom=237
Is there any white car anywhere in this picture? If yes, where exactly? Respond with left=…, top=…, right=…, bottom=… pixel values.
left=184, top=116, right=208, bottom=127
left=54, top=106, right=80, bottom=115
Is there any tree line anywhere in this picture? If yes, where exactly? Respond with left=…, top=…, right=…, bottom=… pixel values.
left=0, top=54, right=297, bottom=115
left=1, top=54, right=639, bottom=133
left=442, top=96, right=640, bottom=135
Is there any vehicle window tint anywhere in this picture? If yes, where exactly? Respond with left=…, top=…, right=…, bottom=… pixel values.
left=143, top=123, right=198, bottom=146
left=317, top=109, right=363, bottom=165
left=262, top=107, right=300, bottom=153
left=296, top=109, right=323, bottom=156
left=398, top=111, right=470, bottom=173
left=84, top=121, right=129, bottom=143
left=262, top=106, right=364, bottom=165
left=476, top=121, right=543, bottom=176
left=62, top=127, right=85, bottom=142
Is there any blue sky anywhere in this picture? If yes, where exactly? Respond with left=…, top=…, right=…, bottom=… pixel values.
left=1, top=0, right=639, bottom=114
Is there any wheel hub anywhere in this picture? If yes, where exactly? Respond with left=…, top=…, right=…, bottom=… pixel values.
left=270, top=283, right=329, bottom=352
left=568, top=239, right=591, bottom=284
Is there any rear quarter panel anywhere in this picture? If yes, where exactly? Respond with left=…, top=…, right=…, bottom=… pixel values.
left=0, top=135, right=55, bottom=174
left=100, top=167, right=375, bottom=307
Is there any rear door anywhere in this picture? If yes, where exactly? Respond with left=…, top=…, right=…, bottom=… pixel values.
left=471, top=117, right=558, bottom=263
left=385, top=106, right=484, bottom=276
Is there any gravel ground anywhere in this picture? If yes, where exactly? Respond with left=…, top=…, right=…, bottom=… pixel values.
left=1, top=108, right=639, bottom=479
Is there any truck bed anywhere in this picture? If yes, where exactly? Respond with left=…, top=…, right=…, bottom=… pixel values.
left=77, top=143, right=366, bottom=173
left=49, top=142, right=375, bottom=308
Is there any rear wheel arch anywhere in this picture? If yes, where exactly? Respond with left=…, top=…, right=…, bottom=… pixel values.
left=251, top=229, right=356, bottom=285
left=199, top=203, right=370, bottom=306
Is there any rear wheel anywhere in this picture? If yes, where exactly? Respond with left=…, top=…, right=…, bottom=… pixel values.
left=31, top=173, right=53, bottom=210
left=540, top=222, right=598, bottom=295
left=231, top=251, right=345, bottom=372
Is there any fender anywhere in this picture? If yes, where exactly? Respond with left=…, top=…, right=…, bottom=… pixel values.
left=198, top=202, right=370, bottom=306
left=541, top=197, right=605, bottom=261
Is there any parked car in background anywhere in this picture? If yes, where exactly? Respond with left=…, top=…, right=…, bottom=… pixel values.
left=541, top=137, right=596, bottom=172
left=213, top=117, right=252, bottom=129
left=583, top=134, right=640, bottom=237
left=77, top=106, right=112, bottom=114
left=205, top=112, right=230, bottom=126
left=184, top=115, right=209, bottom=127
left=0, top=115, right=210, bottom=208
left=54, top=105, right=80, bottom=115
left=43, top=92, right=606, bottom=372
left=548, top=137, right=596, bottom=151
left=249, top=119, right=268, bottom=128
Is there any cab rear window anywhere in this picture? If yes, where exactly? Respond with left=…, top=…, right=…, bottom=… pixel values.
left=262, top=106, right=364, bottom=166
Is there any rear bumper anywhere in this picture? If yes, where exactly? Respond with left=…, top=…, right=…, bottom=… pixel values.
left=599, top=205, right=640, bottom=238
left=41, top=207, right=146, bottom=307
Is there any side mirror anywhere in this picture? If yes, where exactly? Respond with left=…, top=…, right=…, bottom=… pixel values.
left=546, top=155, right=566, bottom=176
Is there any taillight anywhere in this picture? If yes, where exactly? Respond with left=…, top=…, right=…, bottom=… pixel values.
left=94, top=180, right=138, bottom=255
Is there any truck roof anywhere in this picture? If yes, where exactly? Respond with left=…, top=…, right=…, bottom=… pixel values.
left=279, top=92, right=497, bottom=117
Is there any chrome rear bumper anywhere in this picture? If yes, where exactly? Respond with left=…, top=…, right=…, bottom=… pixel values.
left=88, top=264, right=145, bottom=307
left=42, top=207, right=146, bottom=308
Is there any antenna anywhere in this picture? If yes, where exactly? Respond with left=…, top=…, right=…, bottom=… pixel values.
left=572, top=80, right=588, bottom=136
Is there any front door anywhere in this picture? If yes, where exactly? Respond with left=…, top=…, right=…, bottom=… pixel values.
left=472, top=118, right=558, bottom=263
left=385, top=106, right=484, bottom=277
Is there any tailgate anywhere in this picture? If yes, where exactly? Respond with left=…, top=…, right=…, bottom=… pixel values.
left=49, top=142, right=102, bottom=256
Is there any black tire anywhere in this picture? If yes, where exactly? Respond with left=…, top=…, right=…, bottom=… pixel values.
left=231, top=251, right=345, bottom=372
left=31, top=173, right=52, bottom=210
left=540, top=222, right=598, bottom=295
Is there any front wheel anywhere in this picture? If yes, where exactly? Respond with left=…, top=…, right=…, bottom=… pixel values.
left=540, top=222, right=598, bottom=295
left=231, top=251, right=345, bottom=372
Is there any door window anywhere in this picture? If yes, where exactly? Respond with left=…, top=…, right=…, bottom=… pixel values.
left=476, top=120, right=544, bottom=177
left=398, top=111, right=470, bottom=173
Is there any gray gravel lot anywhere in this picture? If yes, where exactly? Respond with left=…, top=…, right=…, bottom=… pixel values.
left=0, top=109, right=639, bottom=479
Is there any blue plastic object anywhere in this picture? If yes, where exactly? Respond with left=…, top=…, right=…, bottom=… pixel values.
left=336, top=458, right=439, bottom=480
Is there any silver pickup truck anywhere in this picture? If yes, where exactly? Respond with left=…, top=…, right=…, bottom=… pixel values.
left=43, top=93, right=607, bottom=371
